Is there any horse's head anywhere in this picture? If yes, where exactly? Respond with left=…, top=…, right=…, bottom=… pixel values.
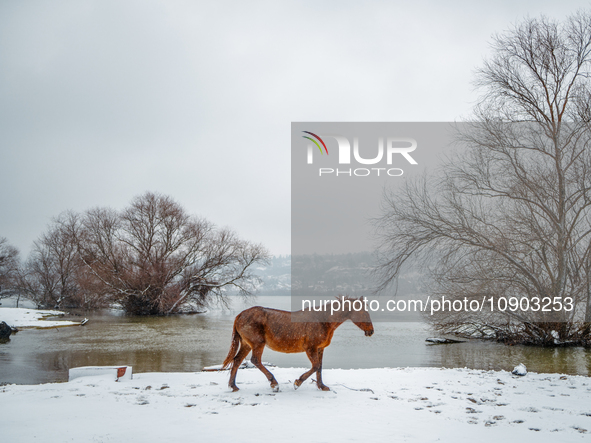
left=341, top=296, right=374, bottom=337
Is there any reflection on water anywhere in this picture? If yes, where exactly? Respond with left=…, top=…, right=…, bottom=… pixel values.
left=431, top=339, right=591, bottom=375
left=1, top=295, right=590, bottom=385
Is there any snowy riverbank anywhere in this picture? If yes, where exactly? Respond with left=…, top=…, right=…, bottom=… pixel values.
left=0, top=307, right=80, bottom=328
left=1, top=367, right=590, bottom=442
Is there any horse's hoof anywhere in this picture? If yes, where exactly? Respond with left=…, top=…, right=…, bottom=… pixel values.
left=318, top=385, right=330, bottom=391
left=294, top=380, right=302, bottom=390
left=271, top=384, right=280, bottom=392
left=230, top=386, right=240, bottom=392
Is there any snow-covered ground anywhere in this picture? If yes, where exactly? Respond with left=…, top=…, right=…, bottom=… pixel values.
left=1, top=367, right=590, bottom=442
left=0, top=307, right=80, bottom=328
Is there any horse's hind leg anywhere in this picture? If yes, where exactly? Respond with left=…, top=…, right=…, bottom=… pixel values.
left=250, top=344, right=279, bottom=391
left=229, top=342, right=251, bottom=392
left=315, top=348, right=329, bottom=391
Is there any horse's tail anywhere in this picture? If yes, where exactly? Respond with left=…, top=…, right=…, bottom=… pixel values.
left=222, top=320, right=240, bottom=369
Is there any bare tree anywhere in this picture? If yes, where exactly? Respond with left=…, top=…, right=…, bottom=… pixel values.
left=77, top=192, right=269, bottom=315
left=376, top=12, right=591, bottom=345
left=17, top=212, right=95, bottom=309
left=0, top=237, right=19, bottom=301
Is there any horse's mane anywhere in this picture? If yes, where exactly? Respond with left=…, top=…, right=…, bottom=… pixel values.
left=335, top=295, right=362, bottom=301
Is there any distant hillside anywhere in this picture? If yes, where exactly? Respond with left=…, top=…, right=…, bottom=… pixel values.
left=253, top=252, right=424, bottom=296
left=252, top=255, right=291, bottom=294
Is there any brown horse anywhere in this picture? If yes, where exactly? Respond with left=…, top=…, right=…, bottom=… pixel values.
left=222, top=296, right=374, bottom=392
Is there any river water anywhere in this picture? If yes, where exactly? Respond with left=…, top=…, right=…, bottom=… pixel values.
left=1, top=295, right=591, bottom=385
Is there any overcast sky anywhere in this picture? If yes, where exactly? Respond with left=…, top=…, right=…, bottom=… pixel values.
left=0, top=0, right=589, bottom=257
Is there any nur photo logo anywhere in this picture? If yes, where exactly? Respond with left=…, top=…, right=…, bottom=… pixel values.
left=301, top=130, right=418, bottom=177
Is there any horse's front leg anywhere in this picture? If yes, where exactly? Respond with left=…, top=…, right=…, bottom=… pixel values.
left=295, top=347, right=328, bottom=391
left=315, top=347, right=329, bottom=391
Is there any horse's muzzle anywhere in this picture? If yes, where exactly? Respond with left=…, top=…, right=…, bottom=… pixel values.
left=365, top=329, right=374, bottom=337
